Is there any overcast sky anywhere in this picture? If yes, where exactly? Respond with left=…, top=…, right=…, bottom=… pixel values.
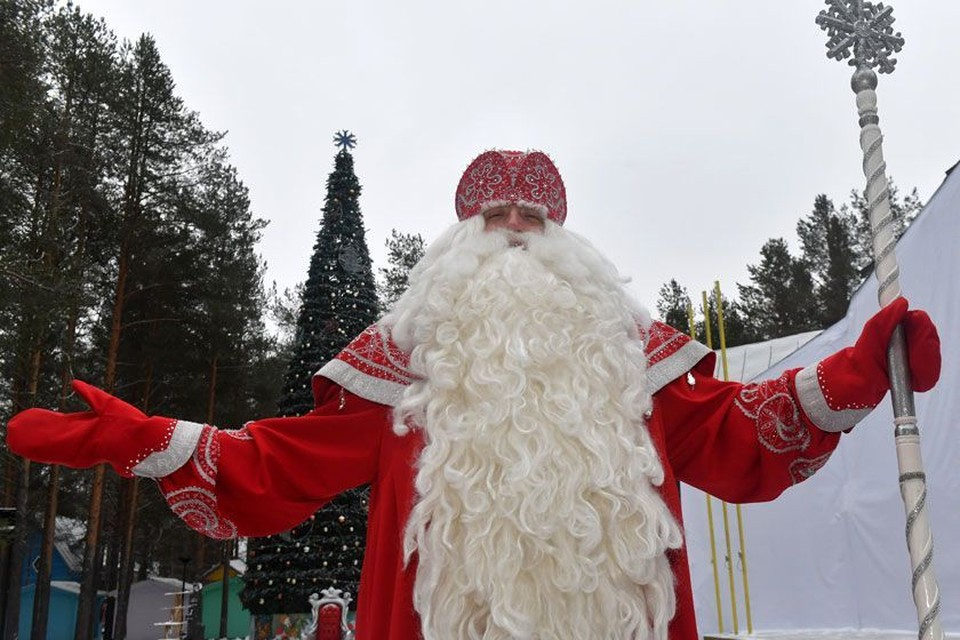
left=74, top=0, right=960, bottom=314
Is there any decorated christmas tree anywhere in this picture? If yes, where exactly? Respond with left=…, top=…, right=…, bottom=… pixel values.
left=241, top=131, right=380, bottom=615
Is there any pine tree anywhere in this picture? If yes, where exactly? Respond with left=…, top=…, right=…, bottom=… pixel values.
left=276, top=139, right=379, bottom=416
left=796, top=194, right=835, bottom=276
left=797, top=194, right=861, bottom=328
left=0, top=7, right=283, bottom=636
left=819, top=213, right=858, bottom=327
left=108, top=147, right=270, bottom=639
left=737, top=238, right=819, bottom=341
left=243, top=133, right=379, bottom=615
left=378, top=229, right=425, bottom=311
left=655, top=279, right=693, bottom=335
left=71, top=33, right=221, bottom=638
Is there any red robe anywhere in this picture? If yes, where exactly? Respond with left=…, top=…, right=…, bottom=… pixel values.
left=158, top=322, right=840, bottom=639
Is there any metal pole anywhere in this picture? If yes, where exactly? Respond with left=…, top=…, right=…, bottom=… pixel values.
left=816, top=3, right=943, bottom=638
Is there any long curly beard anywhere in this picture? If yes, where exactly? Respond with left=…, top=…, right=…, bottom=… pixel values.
left=383, top=218, right=683, bottom=640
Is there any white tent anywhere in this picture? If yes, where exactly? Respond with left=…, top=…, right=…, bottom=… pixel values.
left=682, top=161, right=960, bottom=636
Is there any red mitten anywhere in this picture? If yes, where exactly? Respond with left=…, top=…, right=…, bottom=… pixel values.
left=6, top=380, right=201, bottom=478
left=795, top=298, right=941, bottom=432
left=903, top=308, right=941, bottom=392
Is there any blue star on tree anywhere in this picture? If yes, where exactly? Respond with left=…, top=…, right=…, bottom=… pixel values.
left=816, top=0, right=904, bottom=74
left=333, top=130, right=357, bottom=151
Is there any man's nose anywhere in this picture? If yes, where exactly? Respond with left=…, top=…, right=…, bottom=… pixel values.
left=504, top=208, right=525, bottom=231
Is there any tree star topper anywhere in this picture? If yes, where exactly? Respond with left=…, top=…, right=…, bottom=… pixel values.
left=816, top=0, right=904, bottom=74
left=334, top=130, right=357, bottom=151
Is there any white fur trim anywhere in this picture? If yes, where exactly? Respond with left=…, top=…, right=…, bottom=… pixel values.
left=795, top=364, right=872, bottom=432
left=133, top=420, right=204, bottom=478
left=317, top=359, right=407, bottom=407
left=646, top=340, right=712, bottom=394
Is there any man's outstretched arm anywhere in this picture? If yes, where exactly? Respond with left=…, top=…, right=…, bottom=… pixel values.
left=658, top=299, right=940, bottom=503
left=158, top=382, right=388, bottom=538
left=7, top=378, right=390, bottom=538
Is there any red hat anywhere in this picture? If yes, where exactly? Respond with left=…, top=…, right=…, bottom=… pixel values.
left=455, top=150, right=567, bottom=225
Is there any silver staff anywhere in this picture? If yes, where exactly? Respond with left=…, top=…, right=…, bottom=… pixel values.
left=816, top=2, right=942, bottom=639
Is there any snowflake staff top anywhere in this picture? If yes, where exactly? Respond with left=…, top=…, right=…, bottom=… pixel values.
left=334, top=130, right=357, bottom=151
left=816, top=0, right=904, bottom=74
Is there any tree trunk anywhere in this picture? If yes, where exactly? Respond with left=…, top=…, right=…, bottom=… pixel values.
left=31, top=310, right=77, bottom=640
left=29, top=465, right=59, bottom=640
left=2, top=459, right=30, bottom=640
left=102, top=503, right=120, bottom=602
left=208, top=353, right=233, bottom=637
left=4, top=345, right=43, bottom=639
left=113, top=364, right=151, bottom=640
left=76, top=241, right=129, bottom=640
left=111, top=478, right=139, bottom=640
left=74, top=465, right=105, bottom=640
left=0, top=441, right=17, bottom=625
left=206, top=353, right=218, bottom=425
left=219, top=542, right=230, bottom=638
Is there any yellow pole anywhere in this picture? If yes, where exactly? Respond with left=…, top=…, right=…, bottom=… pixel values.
left=700, top=291, right=713, bottom=353
left=735, top=504, right=754, bottom=633
left=705, top=498, right=725, bottom=633
left=721, top=502, right=740, bottom=633
left=714, top=281, right=754, bottom=634
left=702, top=290, right=740, bottom=633
left=688, top=300, right=725, bottom=633
left=712, top=281, right=730, bottom=382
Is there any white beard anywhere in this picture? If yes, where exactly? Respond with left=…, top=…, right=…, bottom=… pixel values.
left=383, top=218, right=683, bottom=640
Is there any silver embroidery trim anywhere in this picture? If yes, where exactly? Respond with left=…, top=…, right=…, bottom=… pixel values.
left=315, top=326, right=417, bottom=386
left=165, top=485, right=238, bottom=539
left=133, top=420, right=204, bottom=478
left=317, top=359, right=407, bottom=407
left=788, top=452, right=833, bottom=484
left=646, top=332, right=686, bottom=364
left=194, top=428, right=217, bottom=486
left=365, top=328, right=419, bottom=383
left=735, top=383, right=810, bottom=454
left=795, top=365, right=872, bottom=433
left=646, top=340, right=713, bottom=394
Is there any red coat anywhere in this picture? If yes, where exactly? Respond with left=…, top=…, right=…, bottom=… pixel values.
left=159, top=322, right=840, bottom=639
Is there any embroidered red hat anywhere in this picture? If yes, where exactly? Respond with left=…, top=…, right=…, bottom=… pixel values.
left=454, top=150, right=567, bottom=225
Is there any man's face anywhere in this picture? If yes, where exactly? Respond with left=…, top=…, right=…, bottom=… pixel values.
left=482, top=203, right=546, bottom=234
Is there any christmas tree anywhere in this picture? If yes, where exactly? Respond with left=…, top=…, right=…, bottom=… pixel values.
left=241, top=131, right=380, bottom=615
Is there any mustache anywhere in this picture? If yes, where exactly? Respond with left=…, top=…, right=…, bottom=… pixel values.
left=487, top=228, right=535, bottom=250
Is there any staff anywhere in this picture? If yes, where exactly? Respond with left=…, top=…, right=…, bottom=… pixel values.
left=816, top=2, right=943, bottom=638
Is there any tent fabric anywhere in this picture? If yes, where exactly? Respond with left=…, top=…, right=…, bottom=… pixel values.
left=711, top=331, right=821, bottom=382
left=682, top=162, right=960, bottom=635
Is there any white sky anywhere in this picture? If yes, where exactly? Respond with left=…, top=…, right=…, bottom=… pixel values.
left=74, top=0, right=960, bottom=313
